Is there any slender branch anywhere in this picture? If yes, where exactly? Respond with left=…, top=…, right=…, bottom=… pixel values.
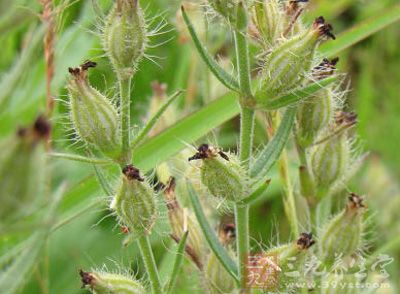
left=119, top=77, right=132, bottom=163
left=234, top=30, right=252, bottom=99
left=137, top=236, right=163, bottom=294
left=234, top=5, right=253, bottom=291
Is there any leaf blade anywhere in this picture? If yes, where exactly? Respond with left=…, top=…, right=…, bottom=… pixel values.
left=250, top=107, right=297, bottom=178
left=181, top=6, right=240, bottom=92
left=187, top=182, right=239, bottom=282
left=319, top=4, right=400, bottom=57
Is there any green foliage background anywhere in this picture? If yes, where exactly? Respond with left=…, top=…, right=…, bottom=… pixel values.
left=0, top=0, right=399, bottom=293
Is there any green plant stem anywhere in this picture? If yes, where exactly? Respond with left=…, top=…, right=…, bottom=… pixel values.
left=234, top=23, right=254, bottom=291
left=119, top=77, right=132, bottom=163
left=234, top=31, right=252, bottom=99
left=137, top=236, right=163, bottom=294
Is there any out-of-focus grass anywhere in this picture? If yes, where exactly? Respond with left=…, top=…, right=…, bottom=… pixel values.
left=0, top=0, right=399, bottom=293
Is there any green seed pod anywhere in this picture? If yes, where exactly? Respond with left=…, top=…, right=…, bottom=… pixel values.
left=0, top=116, right=49, bottom=221
left=206, top=223, right=236, bottom=294
left=67, top=61, right=121, bottom=158
left=255, top=16, right=335, bottom=109
left=260, top=233, right=315, bottom=292
left=80, top=270, right=146, bottom=294
left=103, top=0, right=147, bottom=79
left=321, top=273, right=360, bottom=294
left=297, top=58, right=339, bottom=148
left=319, top=194, right=365, bottom=265
left=252, top=0, right=284, bottom=45
left=310, top=112, right=357, bottom=190
left=188, top=144, right=248, bottom=203
left=208, top=0, right=238, bottom=24
left=111, top=165, right=157, bottom=236
left=163, top=177, right=205, bottom=268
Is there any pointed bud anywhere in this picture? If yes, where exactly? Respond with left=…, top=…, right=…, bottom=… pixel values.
left=79, top=270, right=145, bottom=294
left=255, top=17, right=335, bottom=109
left=310, top=112, right=356, bottom=190
left=189, top=144, right=249, bottom=203
left=262, top=232, right=315, bottom=292
left=103, top=0, right=147, bottom=79
left=319, top=194, right=366, bottom=265
left=0, top=116, right=49, bottom=221
left=110, top=165, right=157, bottom=236
left=163, top=178, right=205, bottom=266
left=296, top=58, right=339, bottom=148
left=252, top=0, right=284, bottom=45
left=67, top=62, right=121, bottom=158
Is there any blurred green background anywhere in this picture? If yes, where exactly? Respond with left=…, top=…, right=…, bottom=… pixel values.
left=0, top=0, right=399, bottom=293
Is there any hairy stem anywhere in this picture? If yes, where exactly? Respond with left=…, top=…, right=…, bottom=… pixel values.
left=118, top=77, right=132, bottom=163
left=137, top=236, right=163, bottom=294
left=234, top=18, right=253, bottom=291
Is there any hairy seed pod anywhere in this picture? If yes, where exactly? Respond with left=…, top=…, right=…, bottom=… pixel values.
left=103, top=0, right=147, bottom=79
left=297, top=58, right=339, bottom=148
left=188, top=144, right=248, bottom=203
left=110, top=165, right=157, bottom=236
left=310, top=112, right=357, bottom=190
left=255, top=16, right=335, bottom=109
left=80, top=270, right=145, bottom=294
left=319, top=194, right=365, bottom=265
left=206, top=223, right=236, bottom=294
left=163, top=177, right=205, bottom=267
left=67, top=62, right=121, bottom=158
left=297, top=89, right=334, bottom=148
left=208, top=0, right=238, bottom=24
left=259, top=233, right=315, bottom=291
left=0, top=116, right=49, bottom=221
left=321, top=273, right=360, bottom=294
left=252, top=0, right=283, bottom=45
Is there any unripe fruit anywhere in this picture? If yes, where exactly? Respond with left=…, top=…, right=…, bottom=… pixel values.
left=67, top=61, right=121, bottom=158
left=319, top=194, right=366, bottom=265
left=110, top=165, right=157, bottom=236
left=297, top=58, right=339, bottom=148
left=103, top=0, right=147, bottom=79
left=0, top=116, right=49, bottom=221
left=252, top=0, right=283, bottom=45
left=255, top=16, right=335, bottom=109
left=310, top=111, right=357, bottom=190
left=163, top=177, right=204, bottom=267
left=188, top=144, right=249, bottom=203
left=261, top=232, right=315, bottom=292
left=80, top=269, right=145, bottom=294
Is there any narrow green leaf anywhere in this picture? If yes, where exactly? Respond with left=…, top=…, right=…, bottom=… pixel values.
left=250, top=107, right=297, bottom=178
left=131, top=91, right=183, bottom=149
left=262, top=77, right=337, bottom=110
left=240, top=179, right=271, bottom=205
left=181, top=6, right=240, bottom=92
left=319, top=4, right=400, bottom=57
left=49, top=153, right=112, bottom=165
left=187, top=182, right=239, bottom=282
left=0, top=184, right=65, bottom=294
left=0, top=25, right=45, bottom=111
left=165, top=231, right=189, bottom=294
